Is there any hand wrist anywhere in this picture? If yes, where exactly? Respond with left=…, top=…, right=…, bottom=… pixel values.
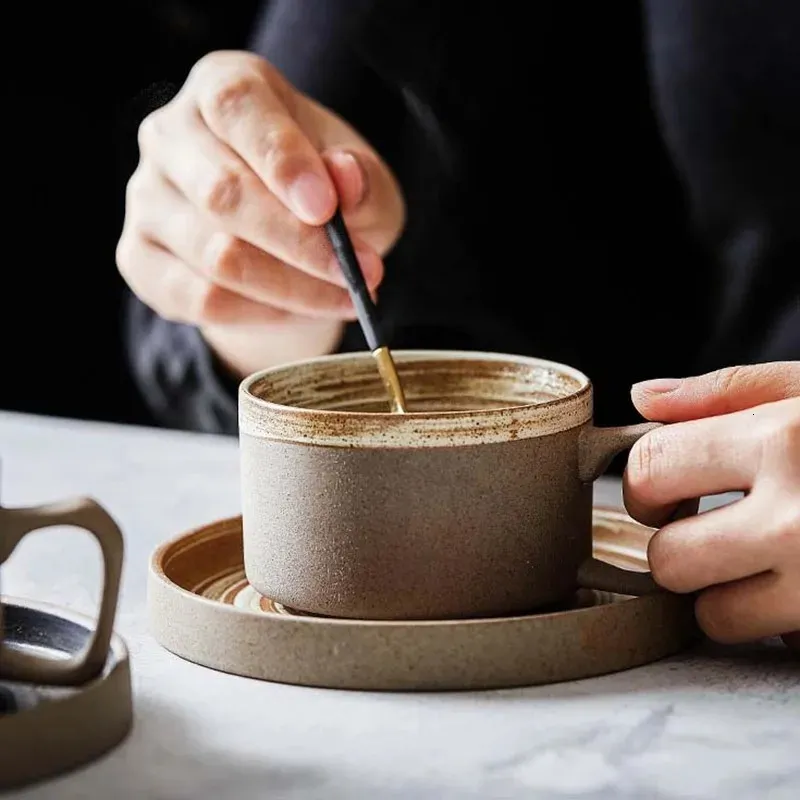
left=200, top=320, right=346, bottom=380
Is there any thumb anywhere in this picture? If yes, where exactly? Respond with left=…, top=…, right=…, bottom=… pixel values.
left=322, top=147, right=405, bottom=255
left=631, top=362, right=800, bottom=422
left=324, top=150, right=368, bottom=212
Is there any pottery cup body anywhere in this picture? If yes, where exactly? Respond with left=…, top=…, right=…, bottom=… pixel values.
left=239, top=350, right=661, bottom=620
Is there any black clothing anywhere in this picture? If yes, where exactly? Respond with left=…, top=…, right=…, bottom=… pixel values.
left=126, top=0, right=800, bottom=434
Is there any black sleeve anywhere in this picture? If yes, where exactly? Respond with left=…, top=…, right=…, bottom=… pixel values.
left=643, top=0, right=800, bottom=368
left=124, top=295, right=239, bottom=434
left=124, top=0, right=390, bottom=433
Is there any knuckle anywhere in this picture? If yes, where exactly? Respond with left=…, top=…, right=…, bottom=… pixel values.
left=192, top=51, right=264, bottom=81
left=627, top=429, right=668, bottom=493
left=200, top=168, right=243, bottom=215
left=115, top=235, right=162, bottom=314
left=124, top=166, right=149, bottom=207
left=124, top=172, right=140, bottom=206
left=206, top=73, right=261, bottom=125
left=157, top=268, right=199, bottom=324
left=197, top=282, right=234, bottom=324
left=137, top=108, right=166, bottom=152
left=711, top=365, right=747, bottom=398
left=261, top=126, right=307, bottom=172
left=203, top=232, right=246, bottom=283
left=190, top=51, right=223, bottom=80
left=114, top=233, right=137, bottom=278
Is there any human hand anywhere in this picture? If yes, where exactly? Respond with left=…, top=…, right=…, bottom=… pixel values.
left=116, top=50, right=405, bottom=377
left=623, top=362, right=800, bottom=651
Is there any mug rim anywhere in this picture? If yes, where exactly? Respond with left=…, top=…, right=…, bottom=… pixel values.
left=239, top=350, right=593, bottom=448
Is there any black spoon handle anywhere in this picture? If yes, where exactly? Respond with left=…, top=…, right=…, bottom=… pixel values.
left=325, top=208, right=383, bottom=351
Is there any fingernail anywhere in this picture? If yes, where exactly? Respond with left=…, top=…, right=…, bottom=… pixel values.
left=325, top=150, right=367, bottom=208
left=288, top=172, right=335, bottom=223
left=632, top=378, right=681, bottom=394
left=329, top=247, right=383, bottom=287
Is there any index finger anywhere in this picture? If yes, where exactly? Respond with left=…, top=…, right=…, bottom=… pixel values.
left=623, top=410, right=760, bottom=526
left=632, top=362, right=800, bottom=422
left=191, top=53, right=337, bottom=225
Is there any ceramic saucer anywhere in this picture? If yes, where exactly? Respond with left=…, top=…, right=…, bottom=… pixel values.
left=0, top=598, right=133, bottom=790
left=147, top=508, right=698, bottom=691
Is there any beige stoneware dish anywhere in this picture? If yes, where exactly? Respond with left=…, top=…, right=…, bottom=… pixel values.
left=148, top=508, right=699, bottom=691
left=0, top=598, right=133, bottom=790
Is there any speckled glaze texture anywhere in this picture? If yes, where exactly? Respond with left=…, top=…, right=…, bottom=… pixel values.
left=239, top=351, right=661, bottom=620
left=239, top=351, right=592, bottom=447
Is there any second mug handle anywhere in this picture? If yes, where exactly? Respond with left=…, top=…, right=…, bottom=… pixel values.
left=0, top=497, right=124, bottom=685
left=576, top=422, right=698, bottom=596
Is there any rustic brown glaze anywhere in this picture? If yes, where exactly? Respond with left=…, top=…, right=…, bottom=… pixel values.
left=239, top=350, right=664, bottom=620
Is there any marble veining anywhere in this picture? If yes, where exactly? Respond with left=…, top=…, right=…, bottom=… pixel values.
left=0, top=411, right=797, bottom=800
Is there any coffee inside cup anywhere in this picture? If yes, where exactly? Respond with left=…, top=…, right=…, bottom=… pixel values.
left=246, top=352, right=584, bottom=414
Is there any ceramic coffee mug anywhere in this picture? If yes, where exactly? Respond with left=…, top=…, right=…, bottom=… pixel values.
left=0, top=496, right=123, bottom=684
left=239, top=351, right=673, bottom=620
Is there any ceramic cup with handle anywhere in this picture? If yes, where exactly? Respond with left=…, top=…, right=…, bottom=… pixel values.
left=239, top=350, right=684, bottom=620
left=0, top=495, right=124, bottom=685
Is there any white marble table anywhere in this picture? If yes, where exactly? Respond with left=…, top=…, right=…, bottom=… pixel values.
left=1, top=410, right=798, bottom=800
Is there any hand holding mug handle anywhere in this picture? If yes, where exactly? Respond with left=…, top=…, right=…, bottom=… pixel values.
left=0, top=497, right=124, bottom=685
left=577, top=423, right=699, bottom=596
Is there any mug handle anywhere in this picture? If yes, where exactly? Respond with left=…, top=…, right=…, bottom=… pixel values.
left=576, top=423, right=699, bottom=596
left=0, top=497, right=123, bottom=685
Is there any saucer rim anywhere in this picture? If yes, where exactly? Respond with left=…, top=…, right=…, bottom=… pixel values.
left=146, top=508, right=699, bottom=691
left=149, top=506, right=652, bottom=629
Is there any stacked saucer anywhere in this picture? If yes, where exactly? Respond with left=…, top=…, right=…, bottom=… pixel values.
left=0, top=600, right=133, bottom=790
